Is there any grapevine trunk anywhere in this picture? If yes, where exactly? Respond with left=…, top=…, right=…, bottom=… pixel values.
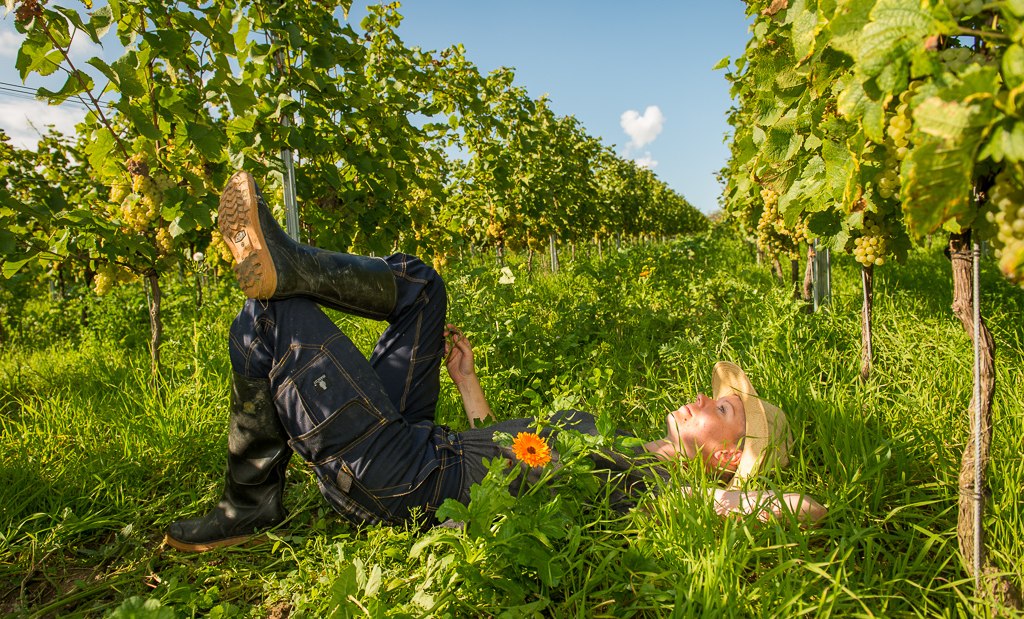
left=803, top=245, right=814, bottom=305
left=860, top=264, right=873, bottom=382
left=949, top=231, right=1023, bottom=613
left=147, top=271, right=162, bottom=382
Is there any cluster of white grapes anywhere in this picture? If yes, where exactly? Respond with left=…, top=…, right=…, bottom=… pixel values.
left=853, top=212, right=889, bottom=267
left=92, top=262, right=135, bottom=296
left=108, top=156, right=175, bottom=235
left=756, top=187, right=807, bottom=258
left=887, top=101, right=912, bottom=153
left=876, top=167, right=900, bottom=200
left=208, top=229, right=235, bottom=266
left=986, top=173, right=1024, bottom=285
left=948, top=0, right=983, bottom=18
left=155, top=226, right=174, bottom=256
left=939, top=46, right=990, bottom=73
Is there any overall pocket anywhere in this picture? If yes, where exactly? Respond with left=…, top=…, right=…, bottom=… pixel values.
left=287, top=397, right=387, bottom=466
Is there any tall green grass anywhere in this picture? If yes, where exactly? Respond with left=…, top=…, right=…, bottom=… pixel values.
left=1, top=229, right=1021, bottom=617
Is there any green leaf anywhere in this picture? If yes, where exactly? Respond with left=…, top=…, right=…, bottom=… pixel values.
left=84, top=128, right=118, bottom=177
left=53, top=6, right=89, bottom=37
left=0, top=228, right=15, bottom=255
left=981, top=121, right=1024, bottom=163
left=780, top=155, right=826, bottom=224
left=36, top=51, right=63, bottom=77
left=913, top=96, right=974, bottom=141
left=760, top=126, right=804, bottom=164
left=124, top=104, right=162, bottom=140
left=186, top=122, right=224, bottom=161
left=902, top=111, right=989, bottom=234
left=110, top=53, right=146, bottom=98
left=787, top=0, right=819, bottom=61
left=223, top=81, right=258, bottom=115
left=828, top=0, right=877, bottom=57
left=713, top=56, right=730, bottom=71
left=836, top=74, right=885, bottom=142
left=233, top=12, right=251, bottom=60
left=86, top=5, right=114, bottom=42
left=226, top=114, right=257, bottom=140
left=86, top=57, right=118, bottom=86
left=1002, top=44, right=1024, bottom=90
left=107, top=595, right=175, bottom=619
left=2, top=254, right=37, bottom=279
left=807, top=210, right=842, bottom=239
left=857, top=0, right=945, bottom=79
left=37, top=70, right=93, bottom=104
left=141, top=29, right=190, bottom=58
left=16, top=34, right=55, bottom=80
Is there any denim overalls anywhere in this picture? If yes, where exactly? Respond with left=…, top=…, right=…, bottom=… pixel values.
left=227, top=254, right=462, bottom=527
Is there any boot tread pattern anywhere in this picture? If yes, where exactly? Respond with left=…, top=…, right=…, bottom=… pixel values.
left=219, top=171, right=278, bottom=298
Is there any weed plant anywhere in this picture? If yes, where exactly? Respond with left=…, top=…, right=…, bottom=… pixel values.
left=1, top=228, right=1022, bottom=617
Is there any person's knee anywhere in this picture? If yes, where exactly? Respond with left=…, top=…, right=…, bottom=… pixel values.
left=229, top=299, right=260, bottom=342
left=396, top=253, right=448, bottom=307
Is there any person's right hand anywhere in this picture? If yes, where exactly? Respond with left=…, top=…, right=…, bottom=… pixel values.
left=444, top=324, right=476, bottom=388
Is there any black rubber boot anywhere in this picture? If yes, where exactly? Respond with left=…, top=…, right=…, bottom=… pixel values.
left=218, top=170, right=397, bottom=319
left=164, top=373, right=291, bottom=552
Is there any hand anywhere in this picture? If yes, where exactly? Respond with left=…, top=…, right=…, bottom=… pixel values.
left=712, top=489, right=827, bottom=526
left=444, top=324, right=476, bottom=388
left=712, top=489, right=773, bottom=521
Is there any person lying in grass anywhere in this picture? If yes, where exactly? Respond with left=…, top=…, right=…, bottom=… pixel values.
left=164, top=170, right=826, bottom=552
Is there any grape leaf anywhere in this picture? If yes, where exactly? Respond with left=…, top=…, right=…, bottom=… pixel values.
left=1002, top=44, right=1024, bottom=90
left=16, top=34, right=54, bottom=81
left=2, top=254, right=37, bottom=279
left=836, top=74, right=885, bottom=142
left=84, top=128, right=118, bottom=177
left=902, top=100, right=990, bottom=234
left=828, top=0, right=877, bottom=57
left=37, top=70, right=93, bottom=104
left=761, top=125, right=804, bottom=164
left=822, top=139, right=854, bottom=200
left=913, top=96, right=975, bottom=141
left=787, top=0, right=820, bottom=61
left=858, top=0, right=943, bottom=79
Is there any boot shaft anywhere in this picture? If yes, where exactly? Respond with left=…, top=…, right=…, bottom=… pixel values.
left=227, top=372, right=292, bottom=486
left=219, top=171, right=397, bottom=320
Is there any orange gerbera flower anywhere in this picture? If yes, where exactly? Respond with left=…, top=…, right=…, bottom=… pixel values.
left=511, top=432, right=551, bottom=467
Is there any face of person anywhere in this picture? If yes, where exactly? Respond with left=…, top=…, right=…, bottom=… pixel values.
left=664, top=393, right=746, bottom=470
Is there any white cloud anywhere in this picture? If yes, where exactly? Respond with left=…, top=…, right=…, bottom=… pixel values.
left=633, top=153, right=659, bottom=169
left=69, top=32, right=103, bottom=61
left=0, top=100, right=86, bottom=149
left=0, top=29, right=24, bottom=58
left=620, top=105, right=665, bottom=150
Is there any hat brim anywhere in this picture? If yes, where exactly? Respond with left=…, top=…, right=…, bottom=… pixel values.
left=712, top=361, right=791, bottom=489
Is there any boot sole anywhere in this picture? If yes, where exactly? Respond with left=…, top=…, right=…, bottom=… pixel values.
left=163, top=531, right=273, bottom=553
left=219, top=171, right=278, bottom=298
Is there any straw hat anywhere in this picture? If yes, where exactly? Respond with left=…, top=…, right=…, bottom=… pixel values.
left=712, top=361, right=793, bottom=488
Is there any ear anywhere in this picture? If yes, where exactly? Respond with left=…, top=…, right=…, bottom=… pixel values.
left=712, top=447, right=742, bottom=470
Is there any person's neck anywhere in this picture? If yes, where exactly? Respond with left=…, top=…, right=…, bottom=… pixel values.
left=643, top=438, right=678, bottom=461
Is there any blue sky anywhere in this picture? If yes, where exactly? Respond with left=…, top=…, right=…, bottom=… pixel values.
left=0, top=3, right=750, bottom=214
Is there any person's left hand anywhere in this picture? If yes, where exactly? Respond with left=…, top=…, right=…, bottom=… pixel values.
left=712, top=489, right=776, bottom=521
left=444, top=324, right=476, bottom=388
left=712, top=489, right=827, bottom=525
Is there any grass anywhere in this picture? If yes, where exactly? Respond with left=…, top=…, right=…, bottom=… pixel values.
left=1, top=228, right=1022, bottom=617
